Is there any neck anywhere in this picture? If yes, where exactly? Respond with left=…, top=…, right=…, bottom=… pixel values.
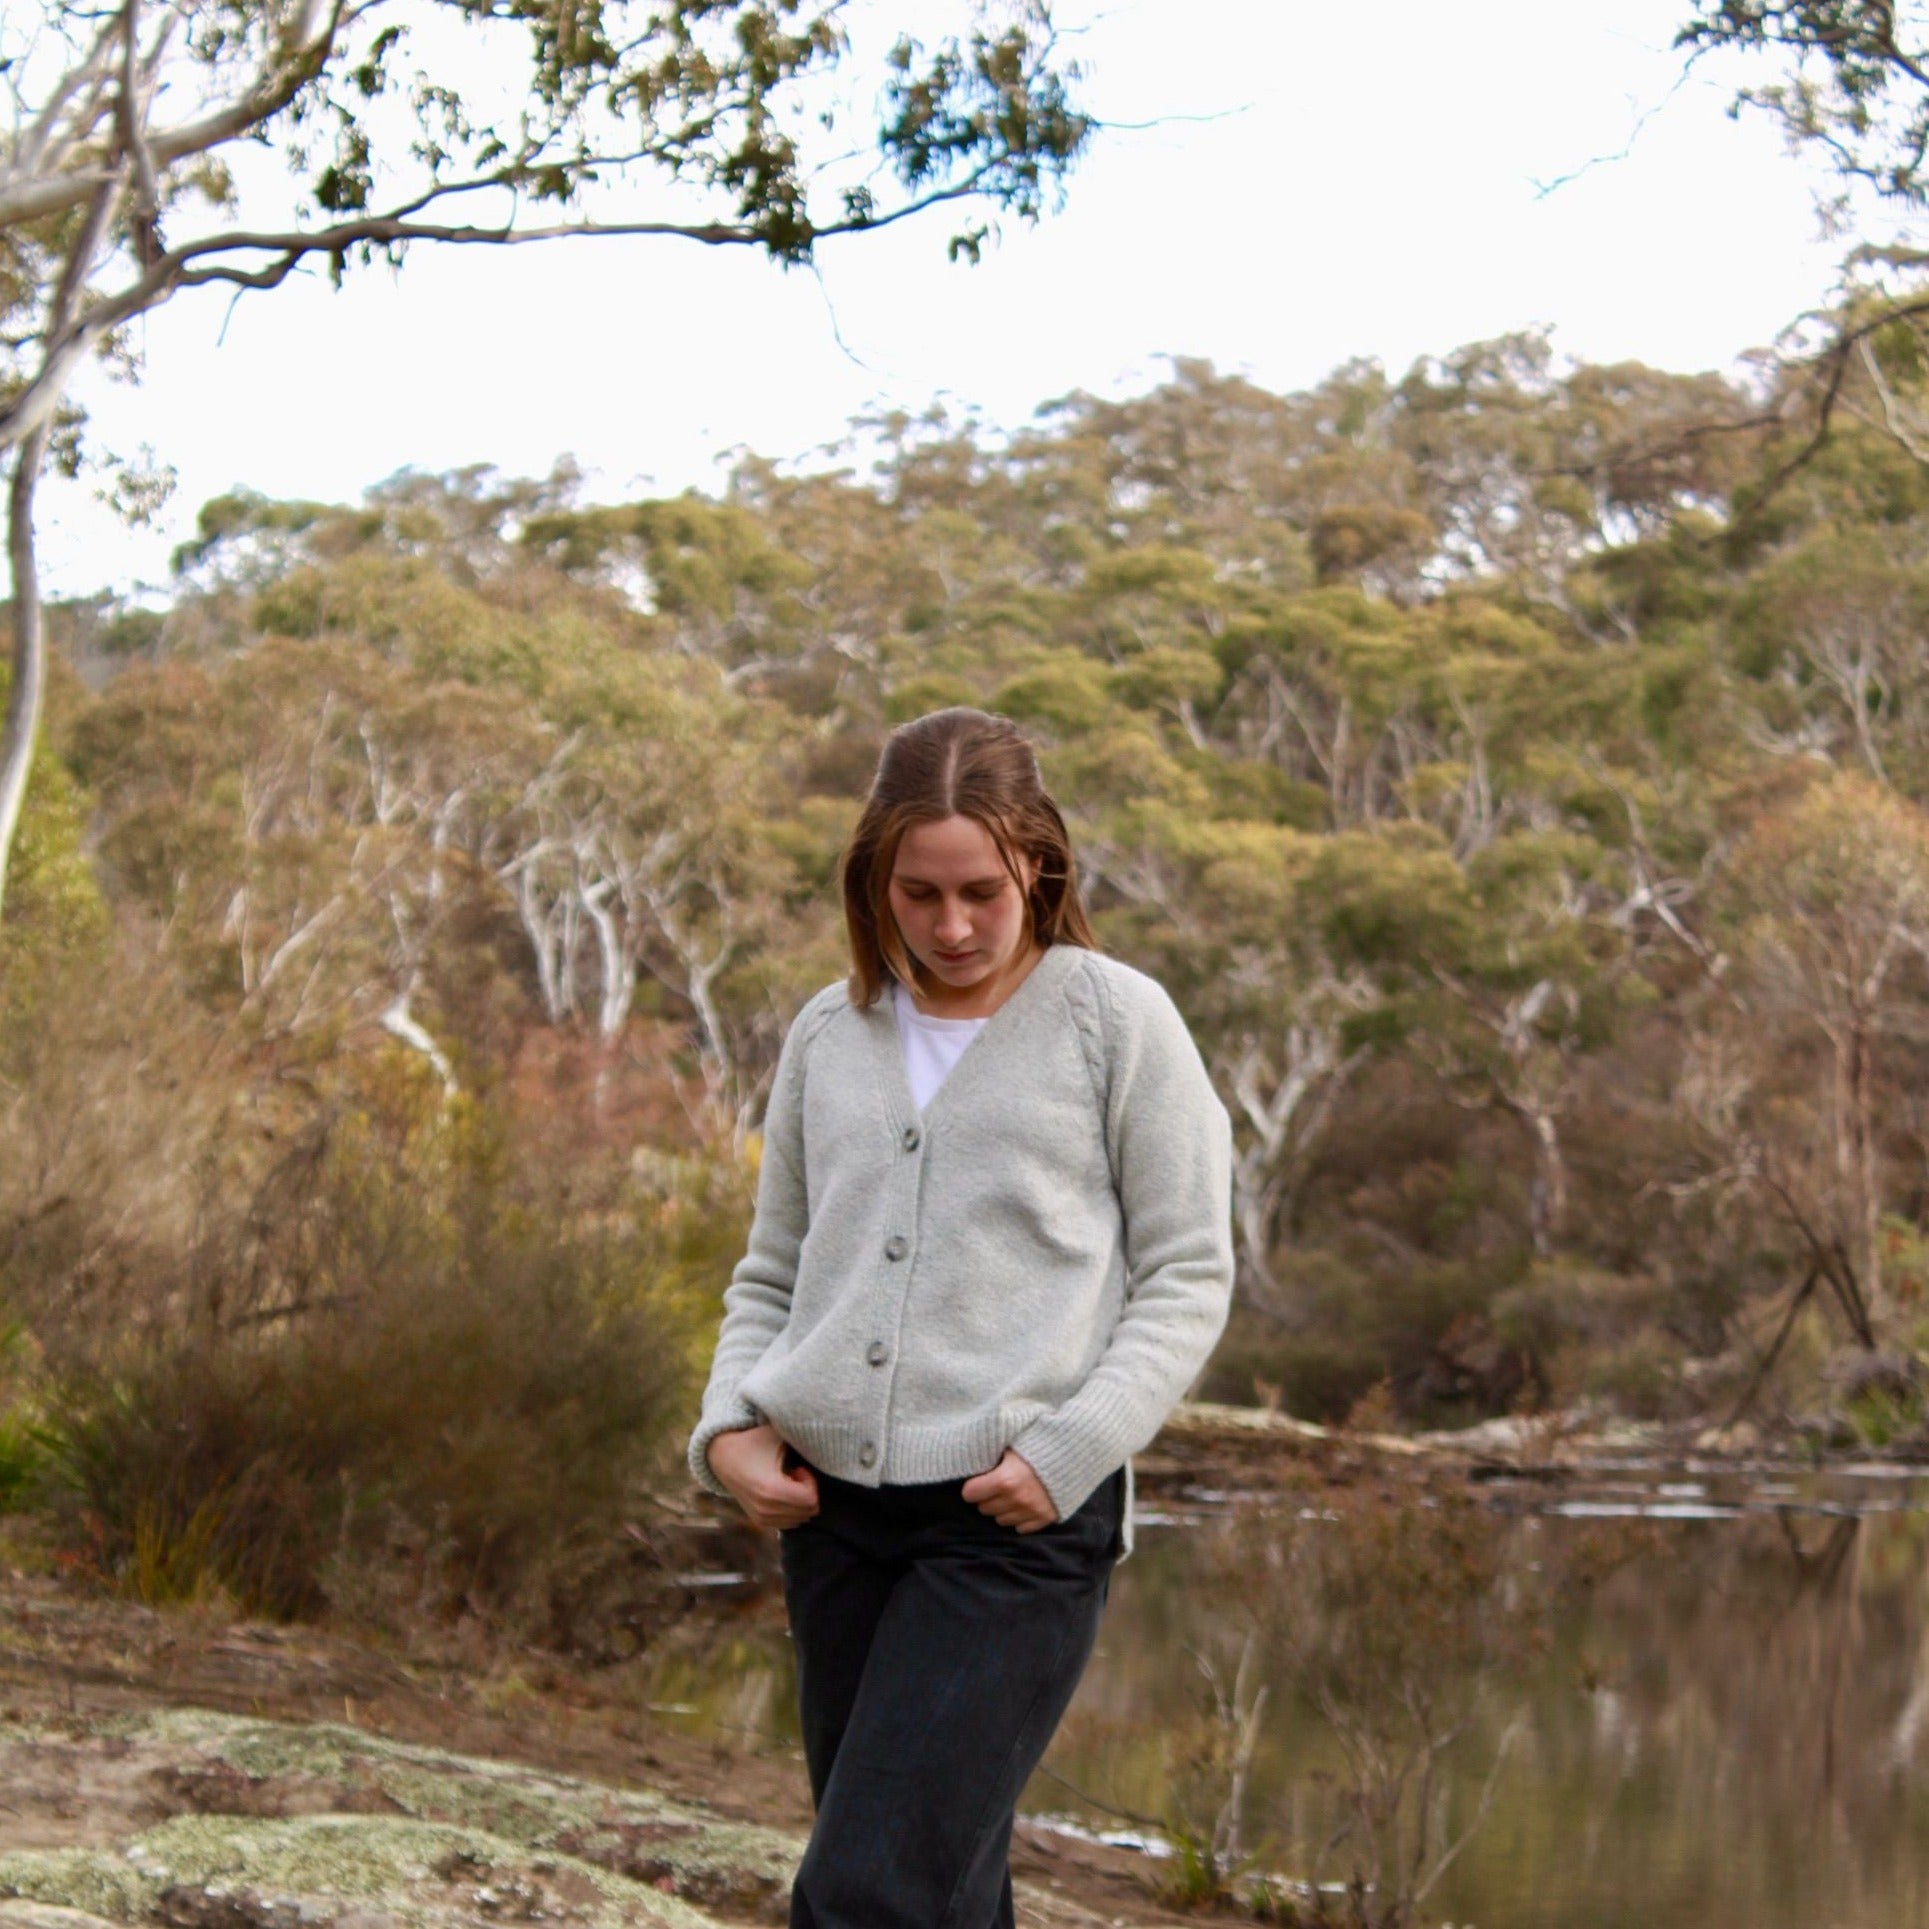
left=908, top=942, right=1046, bottom=1020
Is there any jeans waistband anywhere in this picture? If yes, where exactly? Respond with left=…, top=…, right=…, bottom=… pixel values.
left=798, top=1457, right=1125, bottom=1532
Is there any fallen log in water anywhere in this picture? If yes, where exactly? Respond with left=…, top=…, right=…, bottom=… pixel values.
left=1162, top=1398, right=1434, bottom=1456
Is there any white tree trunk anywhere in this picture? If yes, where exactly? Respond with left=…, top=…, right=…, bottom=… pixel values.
left=0, top=429, right=49, bottom=922
left=0, top=170, right=122, bottom=917
left=380, top=987, right=458, bottom=1098
left=1223, top=1014, right=1369, bottom=1298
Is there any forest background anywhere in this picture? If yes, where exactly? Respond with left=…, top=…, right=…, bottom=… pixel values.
left=12, top=0, right=1929, bottom=1629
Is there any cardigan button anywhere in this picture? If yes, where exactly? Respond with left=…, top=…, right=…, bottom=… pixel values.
left=902, top=1125, right=921, bottom=1152
left=858, top=1442, right=878, bottom=1469
left=866, top=1341, right=888, bottom=1367
left=884, top=1234, right=908, bottom=1262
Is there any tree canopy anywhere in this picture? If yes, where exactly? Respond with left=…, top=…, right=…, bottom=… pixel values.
left=0, top=0, right=1092, bottom=912
left=19, top=317, right=1929, bottom=1452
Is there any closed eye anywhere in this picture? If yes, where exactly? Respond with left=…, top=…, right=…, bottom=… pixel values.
left=894, top=880, right=1009, bottom=900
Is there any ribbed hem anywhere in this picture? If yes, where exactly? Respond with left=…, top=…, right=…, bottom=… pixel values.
left=762, top=1405, right=1046, bottom=1490
left=687, top=1395, right=763, bottom=1498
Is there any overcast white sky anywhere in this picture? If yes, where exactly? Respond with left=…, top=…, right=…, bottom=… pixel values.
left=42, top=0, right=1846, bottom=596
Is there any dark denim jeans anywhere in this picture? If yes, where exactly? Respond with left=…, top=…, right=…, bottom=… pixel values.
left=778, top=1463, right=1123, bottom=1929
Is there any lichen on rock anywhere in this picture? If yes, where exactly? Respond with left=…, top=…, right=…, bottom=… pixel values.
left=0, top=1714, right=799, bottom=1929
left=0, top=1814, right=719, bottom=1929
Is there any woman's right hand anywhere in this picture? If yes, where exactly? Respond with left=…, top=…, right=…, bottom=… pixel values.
left=706, top=1422, right=821, bottom=1529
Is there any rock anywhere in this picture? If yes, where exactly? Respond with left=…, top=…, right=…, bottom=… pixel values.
left=1692, top=1421, right=1759, bottom=1453
left=0, top=1906, right=126, bottom=1929
left=0, top=1712, right=800, bottom=1929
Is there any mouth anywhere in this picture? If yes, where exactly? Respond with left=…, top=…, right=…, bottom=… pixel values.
left=933, top=949, right=977, bottom=965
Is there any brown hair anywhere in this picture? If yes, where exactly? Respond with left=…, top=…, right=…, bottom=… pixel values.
left=841, top=708, right=1099, bottom=1005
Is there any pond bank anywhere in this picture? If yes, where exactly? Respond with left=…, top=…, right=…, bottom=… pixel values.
left=1149, top=1396, right=1928, bottom=1497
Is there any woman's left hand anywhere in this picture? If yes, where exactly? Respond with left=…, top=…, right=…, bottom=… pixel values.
left=962, top=1450, right=1059, bottom=1532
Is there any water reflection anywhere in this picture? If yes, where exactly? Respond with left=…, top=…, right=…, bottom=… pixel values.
left=651, top=1468, right=1929, bottom=1928
left=1059, top=1487, right=1929, bottom=1928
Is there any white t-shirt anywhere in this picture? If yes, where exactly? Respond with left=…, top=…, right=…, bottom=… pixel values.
left=892, top=980, right=989, bottom=1112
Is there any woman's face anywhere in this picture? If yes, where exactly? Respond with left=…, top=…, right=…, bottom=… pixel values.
left=887, top=815, right=1039, bottom=1006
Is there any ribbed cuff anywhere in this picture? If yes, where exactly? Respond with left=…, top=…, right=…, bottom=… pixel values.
left=687, top=1395, right=763, bottom=1498
left=1010, top=1395, right=1133, bottom=1523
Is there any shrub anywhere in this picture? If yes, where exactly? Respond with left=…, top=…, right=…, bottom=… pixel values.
left=0, top=1407, right=50, bottom=1515
left=0, top=1324, right=55, bottom=1515
left=39, top=1062, right=729, bottom=1624
left=1582, top=1331, right=1691, bottom=1421
left=1201, top=1245, right=1515, bottom=1425
left=1199, top=1309, right=1387, bottom=1422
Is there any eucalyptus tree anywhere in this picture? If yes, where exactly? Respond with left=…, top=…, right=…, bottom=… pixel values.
left=1678, top=4, right=1929, bottom=489
left=1727, top=526, right=1929, bottom=792
left=79, top=467, right=835, bottom=1125
left=1174, top=822, right=1381, bottom=1307
left=1391, top=336, right=1747, bottom=633
left=1722, top=773, right=1929, bottom=1329
left=501, top=650, right=819, bottom=1136
left=70, top=635, right=540, bottom=1080
left=1680, top=4, right=1929, bottom=209
left=1303, top=807, right=1638, bottom=1263
left=0, top=0, right=1092, bottom=915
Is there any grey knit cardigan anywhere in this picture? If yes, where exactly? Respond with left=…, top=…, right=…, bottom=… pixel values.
left=687, top=943, right=1236, bottom=1533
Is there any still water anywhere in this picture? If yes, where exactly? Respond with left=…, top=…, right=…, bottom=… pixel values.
left=654, top=1462, right=1929, bottom=1929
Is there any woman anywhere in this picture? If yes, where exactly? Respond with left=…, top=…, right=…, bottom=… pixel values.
left=689, top=706, right=1234, bottom=1929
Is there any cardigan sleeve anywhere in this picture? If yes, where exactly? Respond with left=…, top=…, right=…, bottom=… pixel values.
left=686, top=986, right=838, bottom=1496
left=1009, top=965, right=1235, bottom=1518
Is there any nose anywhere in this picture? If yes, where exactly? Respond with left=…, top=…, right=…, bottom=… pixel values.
left=934, top=897, right=971, bottom=944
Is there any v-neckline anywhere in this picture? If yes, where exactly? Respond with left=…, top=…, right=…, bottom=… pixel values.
left=873, top=944, right=1072, bottom=1130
